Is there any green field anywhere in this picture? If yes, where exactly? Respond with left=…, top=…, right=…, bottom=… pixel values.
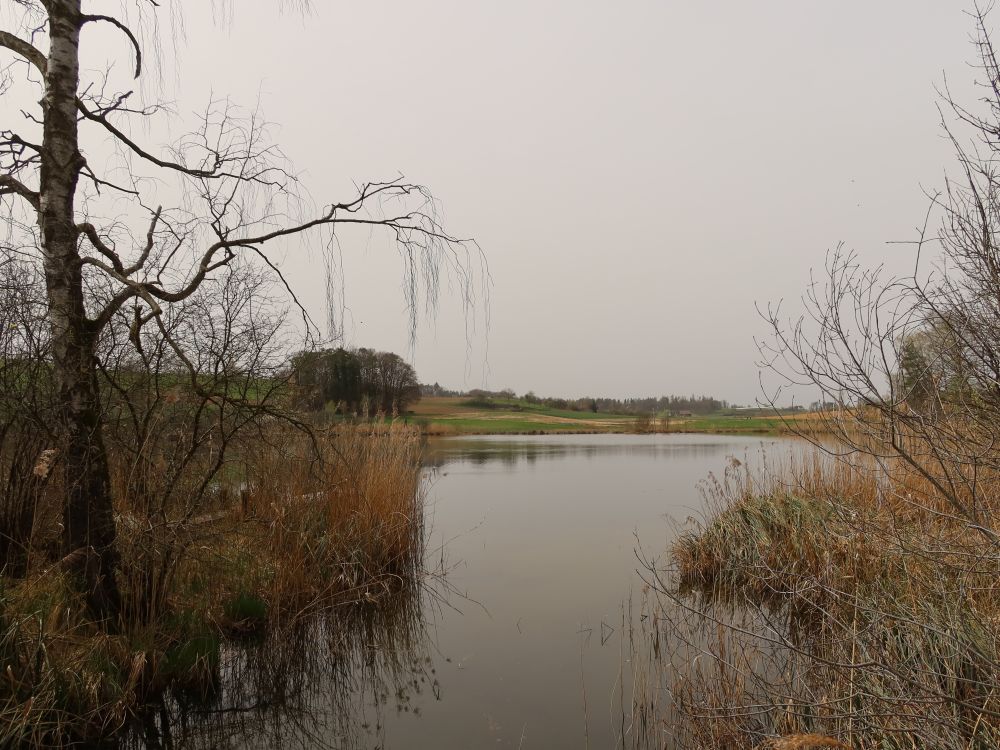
left=407, top=397, right=806, bottom=436
left=406, top=396, right=631, bottom=434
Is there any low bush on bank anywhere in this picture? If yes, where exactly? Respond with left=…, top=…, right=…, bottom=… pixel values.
left=641, top=453, right=1000, bottom=749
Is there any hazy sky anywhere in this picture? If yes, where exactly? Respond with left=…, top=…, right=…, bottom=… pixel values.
left=7, top=2, right=985, bottom=404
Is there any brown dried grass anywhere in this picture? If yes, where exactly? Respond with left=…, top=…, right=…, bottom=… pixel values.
left=0, top=421, right=427, bottom=747
left=639, top=447, right=1000, bottom=749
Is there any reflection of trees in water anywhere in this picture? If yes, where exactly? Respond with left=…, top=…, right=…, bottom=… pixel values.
left=126, top=583, right=436, bottom=749
left=423, top=439, right=768, bottom=470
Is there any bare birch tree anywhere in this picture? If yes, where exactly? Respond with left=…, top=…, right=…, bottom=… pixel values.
left=0, top=1, right=480, bottom=619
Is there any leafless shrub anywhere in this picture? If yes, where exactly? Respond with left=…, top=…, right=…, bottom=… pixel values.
left=632, top=8, right=1000, bottom=747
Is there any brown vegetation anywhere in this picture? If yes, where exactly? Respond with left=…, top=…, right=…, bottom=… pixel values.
left=1, top=0, right=481, bottom=627
left=632, top=436, right=1000, bottom=748
left=625, top=9, right=1000, bottom=750
left=0, top=422, right=426, bottom=747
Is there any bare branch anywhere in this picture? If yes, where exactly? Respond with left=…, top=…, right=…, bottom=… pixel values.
left=76, top=97, right=255, bottom=181
left=81, top=15, right=142, bottom=79
left=76, top=222, right=124, bottom=274
left=0, top=30, right=46, bottom=76
left=0, top=174, right=39, bottom=210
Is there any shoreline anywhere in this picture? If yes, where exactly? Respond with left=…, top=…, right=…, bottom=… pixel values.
left=420, top=426, right=788, bottom=437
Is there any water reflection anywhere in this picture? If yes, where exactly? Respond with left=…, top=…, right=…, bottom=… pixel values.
left=124, top=433, right=796, bottom=749
left=125, top=580, right=434, bottom=749
left=397, top=433, right=796, bottom=749
left=424, top=433, right=766, bottom=469
left=621, top=586, right=797, bottom=750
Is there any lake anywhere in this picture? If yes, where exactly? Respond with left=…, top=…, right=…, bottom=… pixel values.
left=148, top=432, right=796, bottom=749
left=383, top=433, right=793, bottom=748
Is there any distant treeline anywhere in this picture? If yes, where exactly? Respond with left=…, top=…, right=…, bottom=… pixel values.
left=419, top=384, right=728, bottom=415
left=293, top=348, right=420, bottom=414
left=590, top=394, right=728, bottom=415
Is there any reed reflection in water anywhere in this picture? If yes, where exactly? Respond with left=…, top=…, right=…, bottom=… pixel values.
left=124, top=550, right=438, bottom=749
left=125, top=433, right=798, bottom=749
left=423, top=434, right=748, bottom=469
left=402, top=434, right=799, bottom=749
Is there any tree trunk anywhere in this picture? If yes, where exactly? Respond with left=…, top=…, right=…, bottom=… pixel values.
left=39, top=0, right=120, bottom=621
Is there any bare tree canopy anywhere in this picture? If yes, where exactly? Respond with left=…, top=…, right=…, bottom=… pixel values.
left=759, top=5, right=1000, bottom=539
left=0, top=0, right=482, bottom=621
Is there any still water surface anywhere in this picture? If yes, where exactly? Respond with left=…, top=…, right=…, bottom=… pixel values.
left=157, top=433, right=795, bottom=748
left=371, top=433, right=792, bottom=748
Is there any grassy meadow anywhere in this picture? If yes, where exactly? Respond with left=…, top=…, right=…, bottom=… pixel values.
left=406, top=396, right=811, bottom=435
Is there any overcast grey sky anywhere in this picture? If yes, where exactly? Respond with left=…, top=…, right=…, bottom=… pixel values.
left=10, top=1, right=984, bottom=404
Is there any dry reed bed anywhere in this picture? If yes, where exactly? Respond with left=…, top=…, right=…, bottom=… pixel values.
left=0, top=421, right=426, bottom=747
left=636, top=450, right=1000, bottom=750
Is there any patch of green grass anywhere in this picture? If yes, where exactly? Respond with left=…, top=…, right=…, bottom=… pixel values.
left=410, top=397, right=814, bottom=435
left=163, top=633, right=220, bottom=675
left=223, top=591, right=268, bottom=627
left=459, top=397, right=630, bottom=421
left=673, top=414, right=788, bottom=434
left=429, top=417, right=624, bottom=433
left=162, top=631, right=221, bottom=699
left=412, top=396, right=634, bottom=434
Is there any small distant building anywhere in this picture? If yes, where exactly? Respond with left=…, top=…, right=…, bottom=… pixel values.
left=678, top=410, right=693, bottom=417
